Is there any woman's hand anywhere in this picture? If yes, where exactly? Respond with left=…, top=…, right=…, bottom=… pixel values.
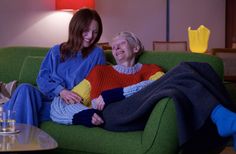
left=93, top=95, right=105, bottom=111
left=60, top=89, right=83, bottom=104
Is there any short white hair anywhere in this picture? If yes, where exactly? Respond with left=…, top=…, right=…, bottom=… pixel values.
left=112, top=31, right=144, bottom=54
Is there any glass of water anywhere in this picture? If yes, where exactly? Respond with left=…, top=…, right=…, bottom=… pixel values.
left=7, top=110, right=16, bottom=132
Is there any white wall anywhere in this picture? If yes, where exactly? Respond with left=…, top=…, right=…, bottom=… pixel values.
left=0, top=0, right=225, bottom=50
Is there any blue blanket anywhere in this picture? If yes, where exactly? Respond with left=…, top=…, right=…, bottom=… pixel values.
left=102, top=62, right=234, bottom=152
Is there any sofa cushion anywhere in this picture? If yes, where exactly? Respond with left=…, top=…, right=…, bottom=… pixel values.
left=18, top=56, right=44, bottom=85
left=40, top=121, right=142, bottom=154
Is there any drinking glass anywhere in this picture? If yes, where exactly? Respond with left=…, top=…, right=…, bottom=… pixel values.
left=7, top=110, right=16, bottom=132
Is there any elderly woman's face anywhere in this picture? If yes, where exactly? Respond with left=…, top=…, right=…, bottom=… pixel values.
left=111, top=36, right=137, bottom=65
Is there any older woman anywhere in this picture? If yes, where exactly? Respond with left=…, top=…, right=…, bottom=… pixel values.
left=51, top=31, right=236, bottom=153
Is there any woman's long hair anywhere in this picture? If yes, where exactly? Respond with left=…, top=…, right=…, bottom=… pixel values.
left=60, top=8, right=103, bottom=61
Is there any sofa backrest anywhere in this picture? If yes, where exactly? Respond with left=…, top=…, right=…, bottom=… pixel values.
left=105, top=50, right=224, bottom=79
left=139, top=51, right=224, bottom=78
left=0, top=47, right=224, bottom=85
left=0, top=46, right=48, bottom=83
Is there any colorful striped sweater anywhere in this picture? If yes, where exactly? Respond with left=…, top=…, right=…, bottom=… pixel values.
left=72, top=63, right=164, bottom=107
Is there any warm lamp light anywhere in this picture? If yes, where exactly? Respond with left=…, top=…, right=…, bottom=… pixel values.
left=56, top=0, right=95, bottom=11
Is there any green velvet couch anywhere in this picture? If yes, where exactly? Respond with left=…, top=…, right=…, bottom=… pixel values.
left=0, top=46, right=234, bottom=154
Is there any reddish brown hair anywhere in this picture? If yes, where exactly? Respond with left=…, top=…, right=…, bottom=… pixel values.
left=60, top=8, right=103, bottom=61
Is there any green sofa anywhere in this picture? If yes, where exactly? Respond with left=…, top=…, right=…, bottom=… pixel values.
left=0, top=46, right=234, bottom=154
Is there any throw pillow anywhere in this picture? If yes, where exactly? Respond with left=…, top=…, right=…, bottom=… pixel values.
left=18, top=56, right=44, bottom=85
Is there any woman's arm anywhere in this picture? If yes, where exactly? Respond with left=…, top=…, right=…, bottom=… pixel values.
left=92, top=70, right=165, bottom=110
left=72, top=79, right=91, bottom=107
left=36, top=46, right=63, bottom=99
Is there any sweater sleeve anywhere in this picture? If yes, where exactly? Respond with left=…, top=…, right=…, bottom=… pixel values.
left=123, top=80, right=154, bottom=97
left=100, top=80, right=154, bottom=105
left=100, top=88, right=125, bottom=105
left=149, top=71, right=165, bottom=80
left=36, top=45, right=63, bottom=99
left=72, top=79, right=92, bottom=107
left=123, top=70, right=165, bottom=97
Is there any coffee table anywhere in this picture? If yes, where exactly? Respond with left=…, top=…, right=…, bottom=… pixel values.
left=0, top=123, right=58, bottom=152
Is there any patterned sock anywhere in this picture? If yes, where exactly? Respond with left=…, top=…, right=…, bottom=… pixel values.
left=211, top=104, right=236, bottom=137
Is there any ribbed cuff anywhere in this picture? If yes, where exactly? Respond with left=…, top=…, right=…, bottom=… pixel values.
left=72, top=109, right=102, bottom=127
left=101, top=88, right=125, bottom=104
left=54, top=85, right=64, bottom=96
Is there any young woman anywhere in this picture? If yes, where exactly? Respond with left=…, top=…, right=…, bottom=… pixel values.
left=3, top=8, right=106, bottom=126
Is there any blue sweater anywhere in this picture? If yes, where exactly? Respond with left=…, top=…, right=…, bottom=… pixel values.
left=37, top=44, right=106, bottom=99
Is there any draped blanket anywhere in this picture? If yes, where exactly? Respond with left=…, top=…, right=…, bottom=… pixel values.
left=102, top=62, right=233, bottom=148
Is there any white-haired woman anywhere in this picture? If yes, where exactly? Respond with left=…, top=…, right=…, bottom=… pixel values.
left=51, top=31, right=236, bottom=153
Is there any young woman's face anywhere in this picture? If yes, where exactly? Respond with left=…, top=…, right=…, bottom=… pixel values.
left=111, top=36, right=138, bottom=66
left=82, top=20, right=99, bottom=48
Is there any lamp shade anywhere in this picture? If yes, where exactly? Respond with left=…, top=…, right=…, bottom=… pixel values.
left=56, top=0, right=95, bottom=11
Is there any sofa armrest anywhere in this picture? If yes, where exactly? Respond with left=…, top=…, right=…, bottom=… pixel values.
left=142, top=98, right=179, bottom=154
left=211, top=48, right=236, bottom=82
left=224, top=81, right=236, bottom=103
